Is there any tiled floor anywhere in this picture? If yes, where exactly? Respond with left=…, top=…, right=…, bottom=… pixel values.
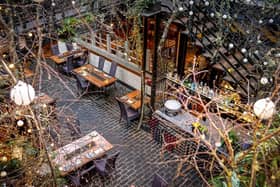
left=36, top=60, right=205, bottom=187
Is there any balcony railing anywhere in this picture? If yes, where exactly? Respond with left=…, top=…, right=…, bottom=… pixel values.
left=79, top=31, right=142, bottom=66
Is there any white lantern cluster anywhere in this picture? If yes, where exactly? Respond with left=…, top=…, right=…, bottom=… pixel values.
left=10, top=81, right=35, bottom=106
left=253, top=98, right=275, bottom=120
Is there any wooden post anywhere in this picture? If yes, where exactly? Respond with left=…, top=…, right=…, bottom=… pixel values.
left=124, top=41, right=129, bottom=60
left=91, top=32, right=96, bottom=46
left=137, top=16, right=148, bottom=130
left=150, top=15, right=160, bottom=110
left=106, top=34, right=111, bottom=52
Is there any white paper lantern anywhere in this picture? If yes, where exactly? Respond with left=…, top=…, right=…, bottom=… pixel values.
left=10, top=81, right=35, bottom=106
left=253, top=98, right=275, bottom=120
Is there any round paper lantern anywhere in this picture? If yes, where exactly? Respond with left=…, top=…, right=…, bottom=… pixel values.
left=10, top=81, right=35, bottom=106
left=253, top=98, right=275, bottom=120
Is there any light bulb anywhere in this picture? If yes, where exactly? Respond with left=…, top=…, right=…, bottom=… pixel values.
left=1, top=156, right=7, bottom=162
left=205, top=1, right=209, bottom=6
left=215, top=142, right=221, bottom=147
left=178, top=7, right=183, bottom=11
left=17, top=120, right=24, bottom=127
left=259, top=19, right=263, bottom=24
left=28, top=32, right=33, bottom=37
left=228, top=43, right=234, bottom=49
left=263, top=61, right=268, bottom=65
left=71, top=0, right=75, bottom=5
left=0, top=171, right=7, bottom=177
left=189, top=11, right=193, bottom=16
left=9, top=63, right=15, bottom=69
left=190, top=0, right=194, bottom=5
left=243, top=58, right=248, bottom=63
left=241, top=48, right=247, bottom=53
left=51, top=2, right=55, bottom=6
left=260, top=77, right=268, bottom=85
left=210, top=12, right=215, bottom=17
left=222, top=14, right=227, bottom=19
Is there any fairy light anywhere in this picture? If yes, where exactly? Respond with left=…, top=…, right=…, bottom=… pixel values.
left=28, top=32, right=33, bottom=37
left=1, top=156, right=7, bottom=162
left=71, top=0, right=75, bottom=5
left=17, top=120, right=24, bottom=127
left=9, top=63, right=15, bottom=69
left=51, top=0, right=55, bottom=6
left=241, top=48, right=247, bottom=53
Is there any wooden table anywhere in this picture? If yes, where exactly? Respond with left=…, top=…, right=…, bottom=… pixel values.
left=49, top=49, right=84, bottom=64
left=73, top=64, right=117, bottom=88
left=50, top=131, right=113, bottom=176
left=120, top=90, right=150, bottom=110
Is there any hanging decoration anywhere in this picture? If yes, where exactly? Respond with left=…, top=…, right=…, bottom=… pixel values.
left=10, top=81, right=35, bottom=106
left=253, top=98, right=275, bottom=120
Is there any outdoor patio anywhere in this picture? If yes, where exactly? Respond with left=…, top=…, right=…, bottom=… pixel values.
left=37, top=62, right=205, bottom=187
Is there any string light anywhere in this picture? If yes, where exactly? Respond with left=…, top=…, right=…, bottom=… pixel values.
left=260, top=77, right=268, bottom=85
left=28, top=32, right=33, bottom=37
left=241, top=48, right=247, bottom=53
left=263, top=61, right=268, bottom=65
left=1, top=156, right=7, bottom=162
left=259, top=19, right=263, bottom=24
left=205, top=1, right=209, bottom=6
left=189, top=11, right=193, bottom=16
left=243, top=58, right=248, bottom=63
left=189, top=0, right=194, bottom=5
left=222, top=14, right=227, bottom=19
left=17, top=120, right=24, bottom=127
left=51, top=0, right=55, bottom=6
left=228, top=43, right=234, bottom=49
left=0, top=171, right=7, bottom=177
left=8, top=63, right=15, bottom=69
left=71, top=0, right=75, bottom=5
left=178, top=7, right=184, bottom=11
left=269, top=18, right=274, bottom=23
left=210, top=12, right=215, bottom=17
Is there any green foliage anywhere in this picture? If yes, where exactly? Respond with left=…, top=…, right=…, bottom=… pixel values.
left=57, top=14, right=94, bottom=41
left=0, top=159, right=21, bottom=171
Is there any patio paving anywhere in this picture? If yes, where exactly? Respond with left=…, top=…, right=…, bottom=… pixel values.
left=34, top=60, right=206, bottom=187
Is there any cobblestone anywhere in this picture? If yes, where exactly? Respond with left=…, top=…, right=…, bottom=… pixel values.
left=38, top=65, right=206, bottom=187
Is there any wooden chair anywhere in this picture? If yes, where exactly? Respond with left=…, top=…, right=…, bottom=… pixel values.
left=151, top=173, right=168, bottom=187
left=98, top=56, right=105, bottom=70
left=74, top=74, right=90, bottom=95
left=94, top=151, right=120, bottom=177
left=60, top=55, right=75, bottom=75
left=115, top=97, right=140, bottom=125
left=51, top=45, right=60, bottom=56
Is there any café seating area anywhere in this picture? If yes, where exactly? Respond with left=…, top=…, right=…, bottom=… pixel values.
left=32, top=59, right=205, bottom=187
left=0, top=1, right=278, bottom=186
